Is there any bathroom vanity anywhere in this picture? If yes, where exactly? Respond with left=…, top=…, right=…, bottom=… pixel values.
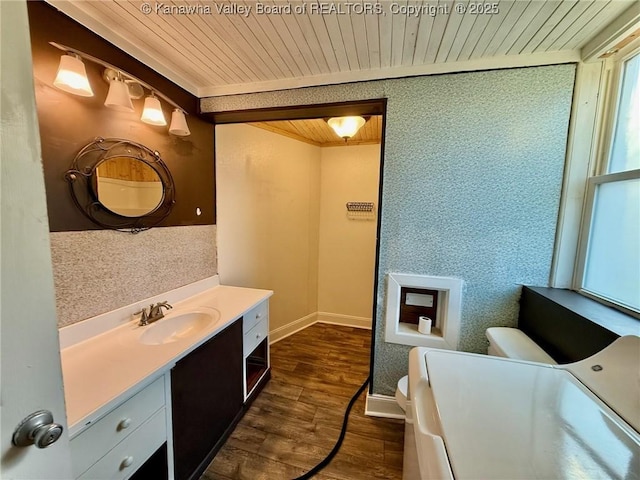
left=59, top=277, right=272, bottom=480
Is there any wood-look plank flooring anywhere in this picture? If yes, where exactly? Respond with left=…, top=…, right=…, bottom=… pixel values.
left=201, top=323, right=404, bottom=480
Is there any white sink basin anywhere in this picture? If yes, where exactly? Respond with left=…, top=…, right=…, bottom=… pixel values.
left=139, top=308, right=219, bottom=345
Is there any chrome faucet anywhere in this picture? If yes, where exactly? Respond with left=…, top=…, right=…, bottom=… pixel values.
left=134, top=307, right=150, bottom=326
left=135, top=301, right=173, bottom=326
left=149, top=301, right=172, bottom=322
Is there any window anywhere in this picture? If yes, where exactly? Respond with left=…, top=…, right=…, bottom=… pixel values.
left=576, top=49, right=640, bottom=316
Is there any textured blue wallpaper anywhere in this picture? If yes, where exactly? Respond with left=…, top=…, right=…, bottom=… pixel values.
left=202, top=64, right=576, bottom=395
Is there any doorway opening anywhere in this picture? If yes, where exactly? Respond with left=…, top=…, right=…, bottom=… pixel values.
left=211, top=100, right=386, bottom=391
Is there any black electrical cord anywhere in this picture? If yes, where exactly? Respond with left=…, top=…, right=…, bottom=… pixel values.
left=292, top=375, right=371, bottom=480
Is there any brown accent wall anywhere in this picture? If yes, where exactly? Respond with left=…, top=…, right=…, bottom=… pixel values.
left=27, top=1, right=215, bottom=231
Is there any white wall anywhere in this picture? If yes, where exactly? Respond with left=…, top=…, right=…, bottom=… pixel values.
left=317, top=145, right=380, bottom=324
left=216, top=126, right=381, bottom=334
left=216, top=124, right=321, bottom=331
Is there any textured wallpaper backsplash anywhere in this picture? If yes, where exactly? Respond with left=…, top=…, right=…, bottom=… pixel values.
left=202, top=64, right=576, bottom=396
left=51, top=225, right=217, bottom=328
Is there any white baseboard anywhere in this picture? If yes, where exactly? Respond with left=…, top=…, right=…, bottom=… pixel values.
left=365, top=393, right=406, bottom=419
left=269, top=312, right=317, bottom=344
left=317, top=312, right=372, bottom=329
left=270, top=311, right=371, bottom=344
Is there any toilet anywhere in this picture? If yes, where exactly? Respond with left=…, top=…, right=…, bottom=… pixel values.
left=395, top=375, right=409, bottom=413
left=486, top=326, right=557, bottom=364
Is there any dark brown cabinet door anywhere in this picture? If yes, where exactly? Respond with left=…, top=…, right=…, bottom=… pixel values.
left=171, top=319, right=243, bottom=480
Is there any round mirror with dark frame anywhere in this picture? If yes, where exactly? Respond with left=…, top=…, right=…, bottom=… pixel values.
left=65, top=137, right=175, bottom=232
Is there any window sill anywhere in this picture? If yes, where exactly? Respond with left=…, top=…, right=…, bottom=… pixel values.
left=518, top=286, right=639, bottom=363
left=529, top=287, right=639, bottom=336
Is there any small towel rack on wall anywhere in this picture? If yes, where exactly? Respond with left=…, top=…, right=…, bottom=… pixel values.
left=346, top=202, right=376, bottom=220
left=346, top=202, right=374, bottom=212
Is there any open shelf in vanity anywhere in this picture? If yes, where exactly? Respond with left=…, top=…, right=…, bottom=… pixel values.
left=242, top=299, right=270, bottom=400
left=245, top=338, right=268, bottom=395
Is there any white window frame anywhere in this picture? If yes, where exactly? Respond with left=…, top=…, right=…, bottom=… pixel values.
left=574, top=170, right=640, bottom=313
left=556, top=39, right=640, bottom=318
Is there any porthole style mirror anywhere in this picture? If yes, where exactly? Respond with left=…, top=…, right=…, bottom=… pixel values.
left=66, top=137, right=175, bottom=232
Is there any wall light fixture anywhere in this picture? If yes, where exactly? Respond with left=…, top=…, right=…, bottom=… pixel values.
left=169, top=109, right=191, bottom=137
left=104, top=72, right=134, bottom=112
left=50, top=42, right=190, bottom=136
left=141, top=93, right=166, bottom=126
left=53, top=53, right=94, bottom=97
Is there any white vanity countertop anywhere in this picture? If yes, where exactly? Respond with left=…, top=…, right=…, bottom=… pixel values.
left=60, top=283, right=272, bottom=438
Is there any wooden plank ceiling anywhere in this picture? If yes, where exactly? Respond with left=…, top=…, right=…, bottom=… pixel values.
left=251, top=115, right=383, bottom=146
left=50, top=0, right=636, bottom=97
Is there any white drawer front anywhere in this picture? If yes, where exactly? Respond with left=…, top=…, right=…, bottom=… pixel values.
left=242, top=300, right=268, bottom=334
left=78, top=408, right=166, bottom=480
left=244, top=317, right=268, bottom=357
left=71, top=376, right=165, bottom=478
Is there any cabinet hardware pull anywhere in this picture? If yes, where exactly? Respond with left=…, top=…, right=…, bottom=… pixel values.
left=117, top=418, right=132, bottom=430
left=120, top=455, right=134, bottom=469
left=256, top=313, right=262, bottom=319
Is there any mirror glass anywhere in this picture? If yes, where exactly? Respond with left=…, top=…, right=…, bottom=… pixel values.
left=95, top=157, right=164, bottom=217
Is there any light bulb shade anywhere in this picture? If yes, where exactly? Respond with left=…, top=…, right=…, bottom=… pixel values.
left=53, top=54, right=94, bottom=97
left=141, top=95, right=166, bottom=126
left=169, top=109, right=191, bottom=136
left=327, top=116, right=366, bottom=139
left=104, top=78, right=134, bottom=112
